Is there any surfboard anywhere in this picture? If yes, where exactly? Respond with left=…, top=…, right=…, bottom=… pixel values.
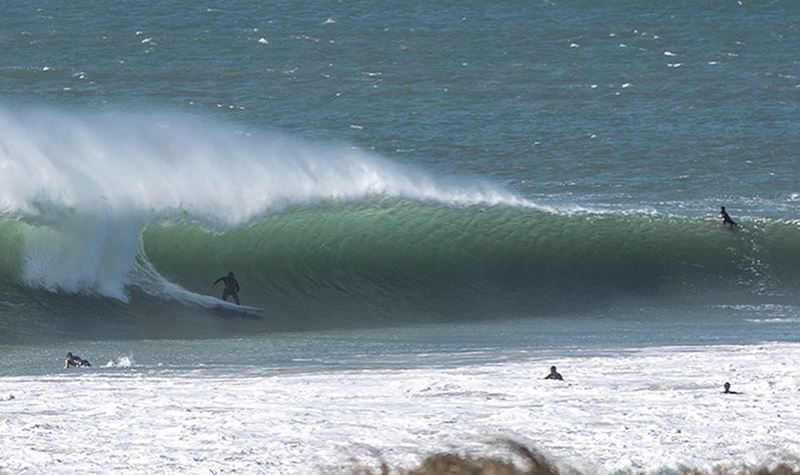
left=707, top=219, right=745, bottom=233
left=210, top=301, right=264, bottom=316
left=233, top=304, right=264, bottom=315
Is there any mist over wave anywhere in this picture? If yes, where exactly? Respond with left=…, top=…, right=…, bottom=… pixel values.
left=0, top=105, right=531, bottom=301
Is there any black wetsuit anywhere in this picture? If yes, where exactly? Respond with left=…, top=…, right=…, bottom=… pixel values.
left=723, top=383, right=739, bottom=394
left=65, top=354, right=91, bottom=368
left=545, top=370, right=563, bottom=380
left=721, top=209, right=737, bottom=230
left=214, top=275, right=240, bottom=305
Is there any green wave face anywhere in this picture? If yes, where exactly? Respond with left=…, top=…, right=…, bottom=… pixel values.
left=0, top=219, right=24, bottom=281
left=4, top=200, right=800, bottom=343
left=142, top=200, right=800, bottom=321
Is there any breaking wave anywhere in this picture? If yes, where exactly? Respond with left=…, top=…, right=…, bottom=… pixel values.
left=2, top=105, right=800, bottom=341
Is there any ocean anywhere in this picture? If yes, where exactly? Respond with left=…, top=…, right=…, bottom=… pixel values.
left=1, top=1, right=799, bottom=473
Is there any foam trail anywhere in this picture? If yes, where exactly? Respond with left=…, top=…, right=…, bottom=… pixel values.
left=0, top=105, right=536, bottom=300
left=130, top=247, right=241, bottom=310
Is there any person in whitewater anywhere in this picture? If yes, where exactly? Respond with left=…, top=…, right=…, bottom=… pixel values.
left=723, top=382, right=740, bottom=394
left=64, top=352, right=91, bottom=368
left=211, top=271, right=241, bottom=305
left=720, top=206, right=738, bottom=230
left=544, top=365, right=563, bottom=380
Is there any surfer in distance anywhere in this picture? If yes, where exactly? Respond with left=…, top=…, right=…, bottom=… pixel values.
left=64, top=352, right=91, bottom=368
left=544, top=365, right=563, bottom=380
left=723, top=382, right=740, bottom=394
left=211, top=271, right=241, bottom=305
left=720, top=206, right=738, bottom=230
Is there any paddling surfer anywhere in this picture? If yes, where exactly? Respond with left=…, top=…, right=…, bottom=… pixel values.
left=211, top=272, right=241, bottom=305
left=64, top=352, right=91, bottom=368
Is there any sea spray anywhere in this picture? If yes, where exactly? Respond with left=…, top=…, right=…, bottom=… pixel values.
left=0, top=106, right=532, bottom=300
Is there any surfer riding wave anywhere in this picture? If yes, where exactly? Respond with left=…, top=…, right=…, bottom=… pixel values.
left=211, top=272, right=240, bottom=305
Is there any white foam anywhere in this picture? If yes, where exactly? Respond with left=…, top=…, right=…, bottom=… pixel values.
left=1, top=343, right=798, bottom=474
left=104, top=355, right=134, bottom=368
left=129, top=252, right=246, bottom=308
left=746, top=318, right=800, bottom=324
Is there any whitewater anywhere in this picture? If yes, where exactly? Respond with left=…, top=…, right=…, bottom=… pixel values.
left=2, top=341, right=799, bottom=474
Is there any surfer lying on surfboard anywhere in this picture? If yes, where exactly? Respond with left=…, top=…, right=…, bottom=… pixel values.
left=211, top=271, right=241, bottom=305
left=64, top=352, right=91, bottom=368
